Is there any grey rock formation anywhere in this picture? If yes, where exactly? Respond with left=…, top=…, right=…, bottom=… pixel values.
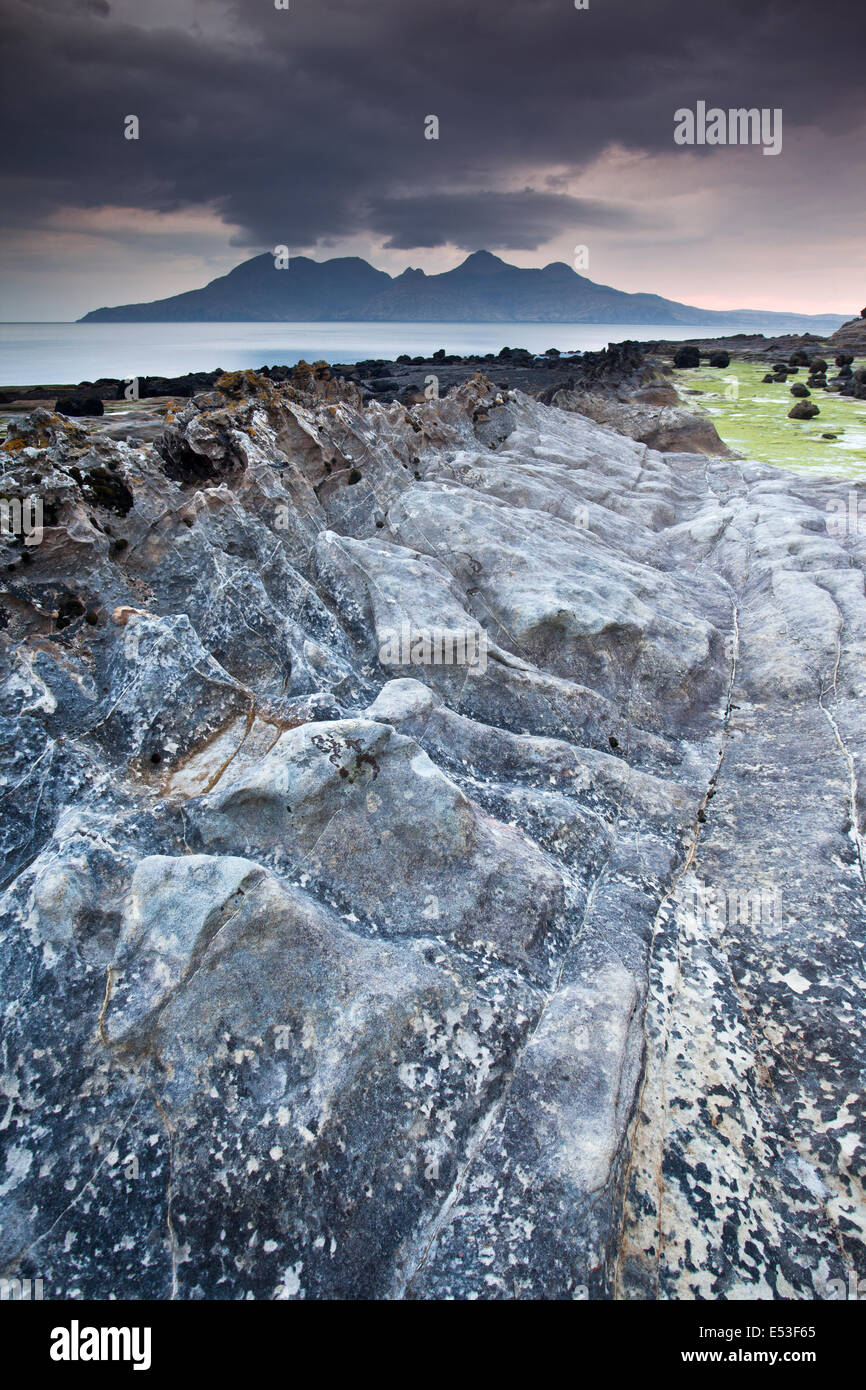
left=830, top=315, right=866, bottom=355
left=1, top=368, right=863, bottom=1299
left=541, top=343, right=733, bottom=457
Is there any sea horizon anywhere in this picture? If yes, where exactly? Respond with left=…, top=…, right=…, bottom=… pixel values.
left=0, top=318, right=844, bottom=388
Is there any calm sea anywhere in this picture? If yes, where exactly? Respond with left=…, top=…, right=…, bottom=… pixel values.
left=0, top=321, right=803, bottom=387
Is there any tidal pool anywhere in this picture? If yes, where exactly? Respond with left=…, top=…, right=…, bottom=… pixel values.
left=674, top=358, right=866, bottom=477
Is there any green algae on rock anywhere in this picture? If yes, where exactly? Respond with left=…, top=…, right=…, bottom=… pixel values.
left=673, top=359, right=866, bottom=476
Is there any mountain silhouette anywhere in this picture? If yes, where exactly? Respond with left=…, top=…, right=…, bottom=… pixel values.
left=79, top=250, right=845, bottom=330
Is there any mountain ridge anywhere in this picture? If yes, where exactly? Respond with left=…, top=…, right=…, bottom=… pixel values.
left=79, top=250, right=848, bottom=331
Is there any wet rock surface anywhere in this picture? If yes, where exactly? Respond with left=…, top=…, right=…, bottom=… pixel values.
left=0, top=369, right=864, bottom=1299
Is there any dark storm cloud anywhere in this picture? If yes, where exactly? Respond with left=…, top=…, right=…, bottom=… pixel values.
left=1, top=0, right=864, bottom=252
left=369, top=191, right=641, bottom=250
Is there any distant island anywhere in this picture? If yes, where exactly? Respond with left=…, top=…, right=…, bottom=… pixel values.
left=79, top=250, right=848, bottom=332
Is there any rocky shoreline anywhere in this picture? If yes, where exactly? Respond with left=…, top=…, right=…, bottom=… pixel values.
left=4, top=314, right=863, bottom=447
left=0, top=334, right=845, bottom=409
left=1, top=359, right=865, bottom=1299
left=0, top=340, right=736, bottom=456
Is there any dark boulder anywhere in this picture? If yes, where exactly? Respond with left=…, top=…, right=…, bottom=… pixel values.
left=708, top=351, right=730, bottom=368
left=788, top=401, right=820, bottom=420
left=55, top=395, right=104, bottom=417
left=835, top=353, right=854, bottom=367
left=790, top=383, right=811, bottom=398
left=673, top=346, right=701, bottom=368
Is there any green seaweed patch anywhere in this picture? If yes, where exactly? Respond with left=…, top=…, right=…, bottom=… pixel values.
left=673, top=359, right=866, bottom=477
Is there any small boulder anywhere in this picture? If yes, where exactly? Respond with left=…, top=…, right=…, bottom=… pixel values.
left=55, top=395, right=104, bottom=417
left=673, top=346, right=700, bottom=368
left=708, top=351, right=730, bottom=368
left=788, top=401, right=820, bottom=420
left=790, top=383, right=811, bottom=398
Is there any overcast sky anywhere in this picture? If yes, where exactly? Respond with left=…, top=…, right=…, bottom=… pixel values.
left=2, top=0, right=864, bottom=319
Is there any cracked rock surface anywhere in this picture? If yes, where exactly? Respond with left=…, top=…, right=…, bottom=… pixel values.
left=0, top=370, right=863, bottom=1299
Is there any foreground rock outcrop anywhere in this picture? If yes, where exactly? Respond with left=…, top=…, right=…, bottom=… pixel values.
left=1, top=369, right=864, bottom=1299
